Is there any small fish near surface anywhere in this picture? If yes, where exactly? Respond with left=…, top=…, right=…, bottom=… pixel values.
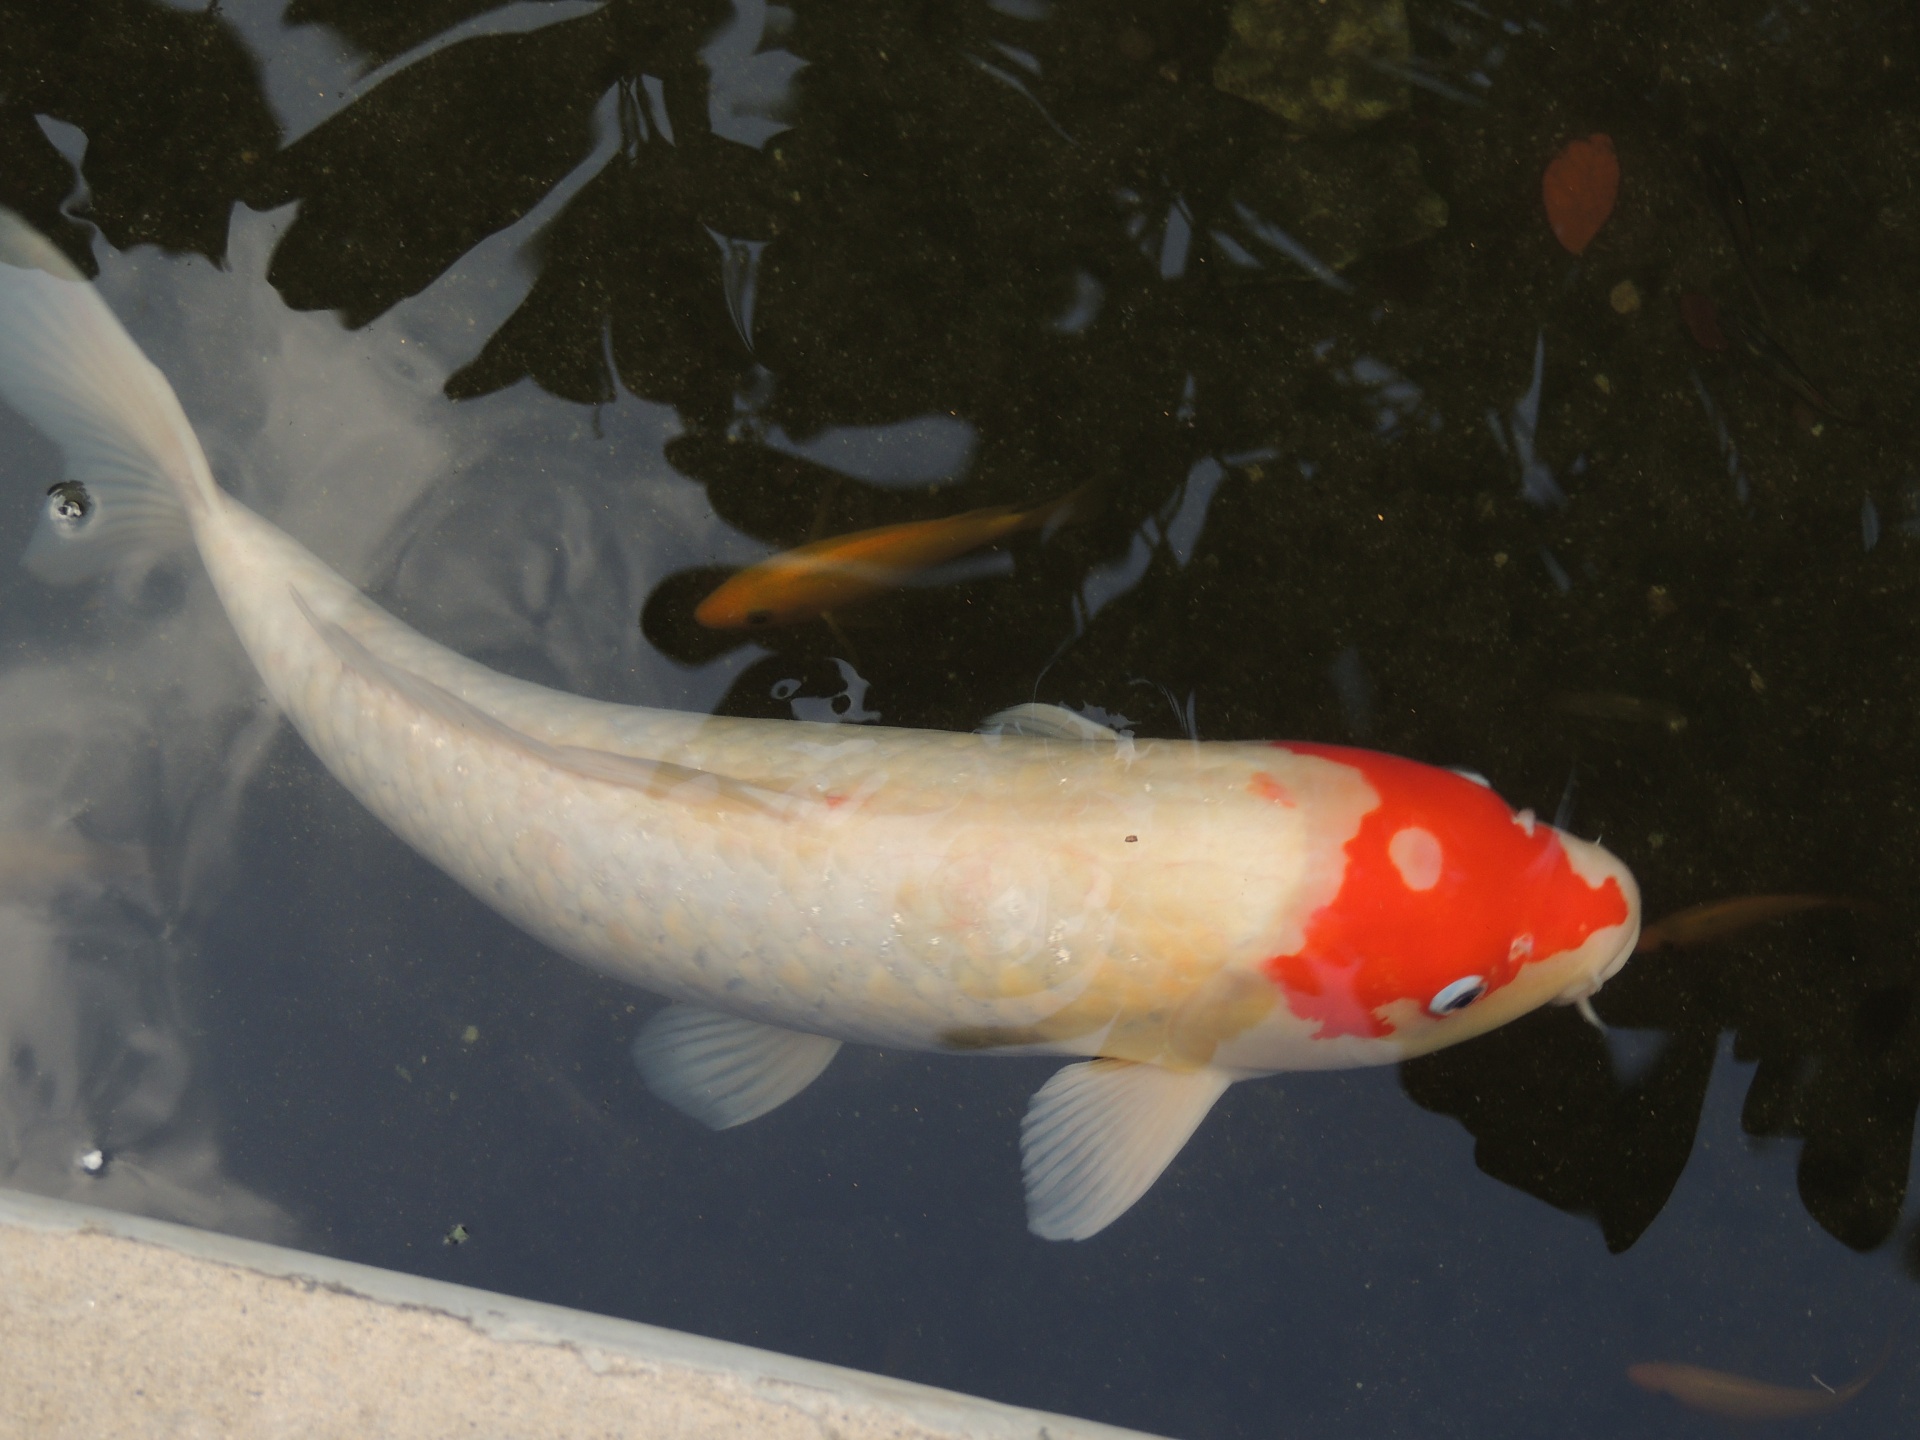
left=1636, top=894, right=1856, bottom=953
left=695, top=488, right=1090, bottom=629
left=0, top=208, right=1644, bottom=1241
left=1628, top=1344, right=1888, bottom=1421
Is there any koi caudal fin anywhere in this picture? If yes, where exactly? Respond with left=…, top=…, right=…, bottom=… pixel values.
left=0, top=209, right=213, bottom=585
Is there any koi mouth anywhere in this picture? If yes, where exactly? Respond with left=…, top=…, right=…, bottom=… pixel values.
left=1551, top=917, right=1641, bottom=1028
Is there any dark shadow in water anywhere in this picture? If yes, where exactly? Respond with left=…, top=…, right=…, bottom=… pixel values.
left=285, top=0, right=576, bottom=70
left=1408, top=902, right=1920, bottom=1253
left=0, top=0, right=277, bottom=269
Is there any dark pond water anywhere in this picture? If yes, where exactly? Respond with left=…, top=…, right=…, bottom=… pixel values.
left=1, top=1, right=1917, bottom=1435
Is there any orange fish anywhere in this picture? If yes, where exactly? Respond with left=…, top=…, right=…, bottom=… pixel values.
left=1635, top=894, right=1853, bottom=953
left=1628, top=1346, right=1887, bottom=1420
left=1543, top=133, right=1619, bottom=255
left=696, top=489, right=1086, bottom=629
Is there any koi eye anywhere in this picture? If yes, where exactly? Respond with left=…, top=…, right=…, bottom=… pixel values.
left=1428, top=976, right=1487, bottom=1015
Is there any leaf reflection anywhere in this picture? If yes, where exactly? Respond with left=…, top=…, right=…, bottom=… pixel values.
left=1405, top=904, right=1918, bottom=1253
left=0, top=0, right=277, bottom=266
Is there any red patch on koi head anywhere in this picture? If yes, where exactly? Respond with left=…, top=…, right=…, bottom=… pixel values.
left=1262, top=744, right=1628, bottom=1040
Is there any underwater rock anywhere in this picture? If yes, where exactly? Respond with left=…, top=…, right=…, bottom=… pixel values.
left=1214, top=0, right=1412, bottom=134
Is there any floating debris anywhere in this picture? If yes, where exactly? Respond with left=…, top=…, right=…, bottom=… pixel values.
left=1863, top=495, right=1881, bottom=551
left=1609, top=279, right=1641, bottom=314
left=77, top=1148, right=106, bottom=1176
left=443, top=1223, right=470, bottom=1247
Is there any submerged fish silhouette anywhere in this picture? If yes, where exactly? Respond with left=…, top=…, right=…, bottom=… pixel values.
left=1719, top=310, right=1855, bottom=423
left=1629, top=1342, right=1889, bottom=1421
left=1551, top=690, right=1687, bottom=734
left=1636, top=894, right=1855, bottom=952
left=1696, top=134, right=1768, bottom=309
left=0, top=209, right=1641, bottom=1240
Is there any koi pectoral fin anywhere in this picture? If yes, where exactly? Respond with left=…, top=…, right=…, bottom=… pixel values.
left=1021, top=1060, right=1234, bottom=1241
left=631, top=1003, right=842, bottom=1129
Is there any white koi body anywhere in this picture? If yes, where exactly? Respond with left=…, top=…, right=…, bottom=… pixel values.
left=0, top=212, right=1640, bottom=1239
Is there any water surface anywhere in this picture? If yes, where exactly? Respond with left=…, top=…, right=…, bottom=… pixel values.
left=1, top=1, right=1916, bottom=1435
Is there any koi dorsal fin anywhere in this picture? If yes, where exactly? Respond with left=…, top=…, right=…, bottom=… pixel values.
left=631, top=1003, right=843, bottom=1129
left=1021, top=1060, right=1233, bottom=1240
left=293, top=589, right=803, bottom=819
left=978, top=703, right=1123, bottom=742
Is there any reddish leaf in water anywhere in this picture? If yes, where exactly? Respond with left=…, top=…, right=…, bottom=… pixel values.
left=1543, top=134, right=1619, bottom=255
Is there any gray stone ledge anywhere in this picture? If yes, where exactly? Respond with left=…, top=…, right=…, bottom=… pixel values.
left=0, top=1186, right=1169, bottom=1440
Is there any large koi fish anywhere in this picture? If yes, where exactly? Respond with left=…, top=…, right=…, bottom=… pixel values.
left=0, top=210, right=1640, bottom=1239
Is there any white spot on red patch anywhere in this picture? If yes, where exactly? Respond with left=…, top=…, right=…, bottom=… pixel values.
left=1388, top=826, right=1443, bottom=891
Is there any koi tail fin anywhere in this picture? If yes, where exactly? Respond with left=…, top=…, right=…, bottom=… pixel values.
left=0, top=208, right=214, bottom=586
